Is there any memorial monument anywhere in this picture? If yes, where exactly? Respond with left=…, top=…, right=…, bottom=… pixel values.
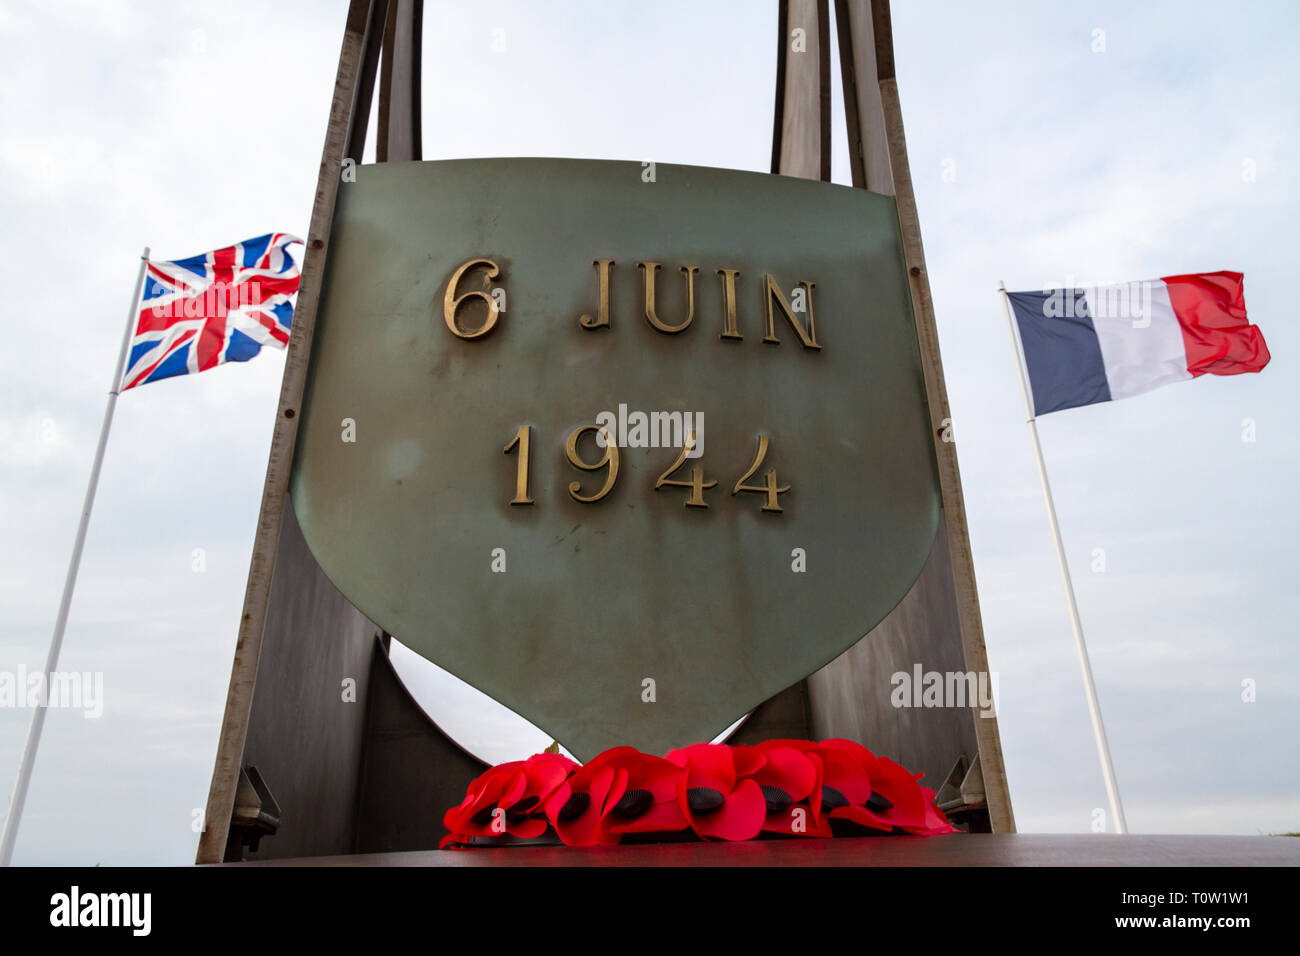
left=197, top=0, right=1015, bottom=863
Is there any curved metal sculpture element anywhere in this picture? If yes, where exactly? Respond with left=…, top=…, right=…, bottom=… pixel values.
left=291, top=156, right=940, bottom=761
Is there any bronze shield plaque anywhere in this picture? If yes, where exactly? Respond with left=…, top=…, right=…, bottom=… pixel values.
left=291, top=158, right=940, bottom=759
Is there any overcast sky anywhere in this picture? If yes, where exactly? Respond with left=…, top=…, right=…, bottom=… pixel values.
left=1, top=0, right=1296, bottom=864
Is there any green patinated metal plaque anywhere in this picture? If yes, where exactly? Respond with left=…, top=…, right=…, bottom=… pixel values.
left=291, top=158, right=939, bottom=760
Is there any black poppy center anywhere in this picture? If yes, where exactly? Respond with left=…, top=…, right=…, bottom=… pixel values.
left=761, top=784, right=792, bottom=813
left=557, top=791, right=591, bottom=821
left=866, top=791, right=894, bottom=812
left=686, top=786, right=726, bottom=813
left=611, top=788, right=654, bottom=818
left=821, top=785, right=850, bottom=811
left=508, top=795, right=540, bottom=814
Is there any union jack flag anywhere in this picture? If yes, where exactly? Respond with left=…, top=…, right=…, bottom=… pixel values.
left=121, top=233, right=303, bottom=391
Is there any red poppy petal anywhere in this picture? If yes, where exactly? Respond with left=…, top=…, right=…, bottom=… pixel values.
left=586, top=745, right=642, bottom=770
left=805, top=752, right=825, bottom=821
left=447, top=769, right=517, bottom=832
left=819, top=738, right=875, bottom=762
left=899, top=787, right=954, bottom=835
left=664, top=742, right=711, bottom=767
left=761, top=803, right=826, bottom=836
left=730, top=744, right=767, bottom=777
left=505, top=816, right=549, bottom=839
left=628, top=755, right=687, bottom=803
left=866, top=756, right=927, bottom=827
left=542, top=781, right=573, bottom=821
left=500, top=771, right=528, bottom=809
left=602, top=767, right=630, bottom=818
left=691, top=778, right=766, bottom=841
left=600, top=756, right=686, bottom=835
left=672, top=743, right=736, bottom=791
left=560, top=757, right=609, bottom=794
left=550, top=766, right=619, bottom=847
left=829, top=805, right=894, bottom=832
left=751, top=745, right=817, bottom=802
left=464, top=765, right=514, bottom=803
left=817, top=747, right=872, bottom=806
left=462, top=761, right=525, bottom=804
left=457, top=814, right=509, bottom=839
left=521, top=753, right=577, bottom=804
left=604, top=799, right=690, bottom=835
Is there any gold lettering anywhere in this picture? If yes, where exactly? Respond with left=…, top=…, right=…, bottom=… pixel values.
left=654, top=432, right=716, bottom=508
left=762, top=275, right=820, bottom=349
left=639, top=262, right=699, bottom=334
left=503, top=425, right=534, bottom=505
left=565, top=424, right=621, bottom=503
left=732, top=435, right=791, bottom=513
left=443, top=258, right=502, bottom=339
left=717, top=268, right=742, bottom=341
left=579, top=259, right=614, bottom=330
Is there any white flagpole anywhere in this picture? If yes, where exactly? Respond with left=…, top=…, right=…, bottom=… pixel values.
left=0, top=246, right=150, bottom=866
left=998, top=280, right=1128, bottom=835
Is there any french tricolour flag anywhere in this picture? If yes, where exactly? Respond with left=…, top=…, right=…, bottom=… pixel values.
left=1006, top=272, right=1269, bottom=416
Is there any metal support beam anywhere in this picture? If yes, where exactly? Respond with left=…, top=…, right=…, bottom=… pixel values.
left=772, top=0, right=830, bottom=180
left=866, top=0, right=1017, bottom=832
left=196, top=0, right=377, bottom=864
left=377, top=0, right=422, bottom=162
left=345, top=0, right=390, bottom=163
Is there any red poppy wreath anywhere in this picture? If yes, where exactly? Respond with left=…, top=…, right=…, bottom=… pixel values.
left=441, top=739, right=954, bottom=849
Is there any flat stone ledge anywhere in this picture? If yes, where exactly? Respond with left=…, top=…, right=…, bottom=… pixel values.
left=220, top=833, right=1300, bottom=867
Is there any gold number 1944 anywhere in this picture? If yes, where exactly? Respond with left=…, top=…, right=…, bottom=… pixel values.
left=564, top=424, right=621, bottom=503
left=732, top=435, right=790, bottom=512
left=503, top=425, right=534, bottom=505
left=654, top=431, right=717, bottom=508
